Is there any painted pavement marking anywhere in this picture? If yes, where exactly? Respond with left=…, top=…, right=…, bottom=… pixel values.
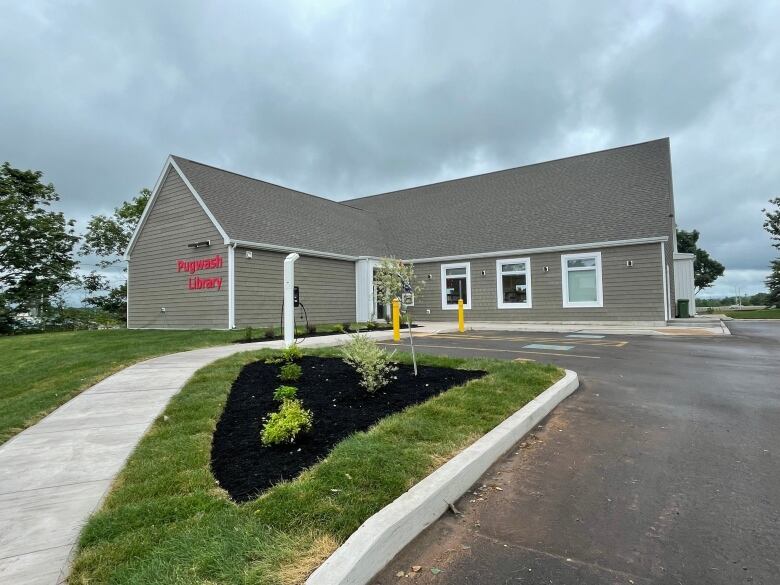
left=523, top=343, right=575, bottom=351
left=379, top=341, right=600, bottom=359
left=432, top=333, right=627, bottom=347
left=566, top=334, right=605, bottom=339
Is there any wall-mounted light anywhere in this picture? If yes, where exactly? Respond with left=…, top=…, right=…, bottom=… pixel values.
left=187, top=240, right=211, bottom=248
left=543, top=266, right=550, bottom=272
left=481, top=270, right=486, bottom=276
left=427, top=274, right=432, bottom=279
left=245, top=250, right=253, bottom=259
left=626, top=260, right=634, bottom=267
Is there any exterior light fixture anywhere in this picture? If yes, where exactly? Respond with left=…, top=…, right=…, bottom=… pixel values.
left=187, top=240, right=211, bottom=248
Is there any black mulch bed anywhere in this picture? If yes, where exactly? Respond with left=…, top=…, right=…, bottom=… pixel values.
left=211, top=356, right=485, bottom=502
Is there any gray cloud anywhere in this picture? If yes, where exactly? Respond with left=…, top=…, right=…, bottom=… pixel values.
left=1, top=0, right=778, bottom=299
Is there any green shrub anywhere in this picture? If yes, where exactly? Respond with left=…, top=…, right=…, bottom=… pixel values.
left=365, top=321, right=377, bottom=330
left=333, top=324, right=345, bottom=334
left=307, top=324, right=317, bottom=335
left=281, top=344, right=303, bottom=362
left=279, top=362, right=302, bottom=382
left=273, top=385, right=297, bottom=401
left=260, top=398, right=313, bottom=445
left=263, top=326, right=276, bottom=340
left=340, top=332, right=398, bottom=393
left=342, top=321, right=352, bottom=332
left=243, top=326, right=253, bottom=342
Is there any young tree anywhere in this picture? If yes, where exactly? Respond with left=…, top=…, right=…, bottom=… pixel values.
left=80, top=188, right=150, bottom=318
left=0, top=162, right=79, bottom=318
left=763, top=197, right=780, bottom=306
left=676, top=229, right=725, bottom=293
left=372, top=257, right=422, bottom=315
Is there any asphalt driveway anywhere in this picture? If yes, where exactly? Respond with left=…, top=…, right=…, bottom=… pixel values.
left=375, top=322, right=780, bottom=584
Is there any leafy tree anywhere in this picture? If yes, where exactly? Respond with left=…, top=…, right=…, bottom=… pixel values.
left=764, top=198, right=780, bottom=306
left=372, top=257, right=422, bottom=314
left=766, top=260, right=780, bottom=306
left=0, top=162, right=79, bottom=317
left=676, top=229, right=725, bottom=293
left=81, top=188, right=150, bottom=318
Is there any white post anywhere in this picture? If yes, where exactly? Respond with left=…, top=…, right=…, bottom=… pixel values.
left=283, top=253, right=300, bottom=347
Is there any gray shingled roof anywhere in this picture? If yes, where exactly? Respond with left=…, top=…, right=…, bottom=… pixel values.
left=173, top=139, right=674, bottom=260
left=172, top=156, right=390, bottom=257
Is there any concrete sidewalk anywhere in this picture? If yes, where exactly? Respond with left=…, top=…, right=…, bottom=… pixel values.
left=0, top=328, right=406, bottom=585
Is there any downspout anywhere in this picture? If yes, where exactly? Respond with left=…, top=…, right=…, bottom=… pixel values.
left=283, top=253, right=300, bottom=347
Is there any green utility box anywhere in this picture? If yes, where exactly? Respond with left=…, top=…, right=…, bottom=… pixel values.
left=676, top=298, right=690, bottom=319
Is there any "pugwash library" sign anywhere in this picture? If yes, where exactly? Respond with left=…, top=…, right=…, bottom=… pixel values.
left=177, top=254, right=223, bottom=291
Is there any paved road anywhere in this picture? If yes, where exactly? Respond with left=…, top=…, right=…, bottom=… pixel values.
left=375, top=322, right=780, bottom=585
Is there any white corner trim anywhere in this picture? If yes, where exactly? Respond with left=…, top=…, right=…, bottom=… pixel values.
left=561, top=251, right=603, bottom=308
left=440, top=262, right=471, bottom=310
left=661, top=242, right=670, bottom=320
left=496, top=257, right=532, bottom=309
left=229, top=239, right=359, bottom=262
left=407, top=236, right=668, bottom=264
left=228, top=243, right=236, bottom=329
left=305, top=370, right=580, bottom=585
left=124, top=156, right=230, bottom=259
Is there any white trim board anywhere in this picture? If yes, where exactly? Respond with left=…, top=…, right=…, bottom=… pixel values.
left=124, top=157, right=230, bottom=259
left=407, top=236, right=668, bottom=264
left=229, top=239, right=359, bottom=262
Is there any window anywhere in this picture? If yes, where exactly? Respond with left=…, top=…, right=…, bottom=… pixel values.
left=561, top=252, right=603, bottom=308
left=440, top=262, right=471, bottom=310
left=496, top=258, right=531, bottom=308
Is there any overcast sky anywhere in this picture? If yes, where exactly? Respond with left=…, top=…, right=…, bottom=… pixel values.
left=1, top=0, right=778, bottom=299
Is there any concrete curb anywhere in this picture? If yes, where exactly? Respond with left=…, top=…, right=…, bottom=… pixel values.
left=305, top=369, right=580, bottom=585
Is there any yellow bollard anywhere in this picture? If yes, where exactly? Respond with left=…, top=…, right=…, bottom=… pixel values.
left=392, top=298, right=401, bottom=341
left=458, top=298, right=465, bottom=332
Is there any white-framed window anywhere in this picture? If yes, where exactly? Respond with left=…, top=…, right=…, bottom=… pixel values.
left=561, top=252, right=603, bottom=308
left=440, top=262, right=471, bottom=310
left=496, top=258, right=531, bottom=309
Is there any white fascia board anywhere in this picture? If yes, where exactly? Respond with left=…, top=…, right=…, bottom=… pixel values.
left=229, top=239, right=360, bottom=262
left=405, top=236, right=668, bottom=264
left=124, top=156, right=231, bottom=258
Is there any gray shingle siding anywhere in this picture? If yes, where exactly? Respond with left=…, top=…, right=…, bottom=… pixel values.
left=128, top=169, right=229, bottom=329
left=235, top=248, right=356, bottom=328
left=411, top=243, right=665, bottom=323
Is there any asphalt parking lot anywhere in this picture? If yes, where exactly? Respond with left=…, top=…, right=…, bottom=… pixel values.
left=375, top=321, right=780, bottom=584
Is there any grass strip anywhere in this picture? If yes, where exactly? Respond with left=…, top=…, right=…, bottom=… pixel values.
left=725, top=309, right=780, bottom=319
left=69, top=348, right=562, bottom=585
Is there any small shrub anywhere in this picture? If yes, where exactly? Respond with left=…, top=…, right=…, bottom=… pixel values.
left=273, top=385, right=298, bottom=401
left=279, top=362, right=302, bottom=382
left=334, top=324, right=345, bottom=334
left=281, top=344, right=303, bottom=362
left=243, top=326, right=253, bottom=342
left=342, top=321, right=352, bottom=332
left=365, top=321, right=377, bottom=331
left=261, top=398, right=313, bottom=445
left=263, top=326, right=276, bottom=340
left=307, top=324, right=317, bottom=335
left=340, top=332, right=398, bottom=393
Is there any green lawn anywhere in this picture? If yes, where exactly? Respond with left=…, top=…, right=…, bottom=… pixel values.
left=69, top=349, right=562, bottom=585
left=0, top=329, right=247, bottom=444
left=725, top=309, right=780, bottom=319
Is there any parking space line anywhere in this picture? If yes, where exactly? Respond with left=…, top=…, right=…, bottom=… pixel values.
left=432, top=333, right=627, bottom=348
left=523, top=343, right=575, bottom=351
left=379, top=342, right=601, bottom=359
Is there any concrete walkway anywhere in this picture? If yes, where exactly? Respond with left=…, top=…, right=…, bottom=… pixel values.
left=0, top=329, right=404, bottom=585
